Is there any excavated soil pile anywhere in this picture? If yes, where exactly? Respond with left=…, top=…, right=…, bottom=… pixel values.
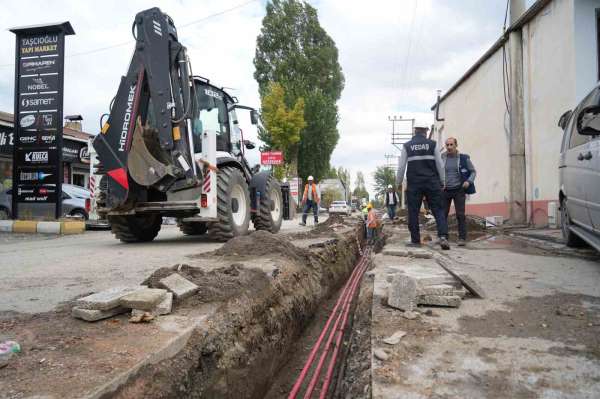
left=110, top=224, right=364, bottom=398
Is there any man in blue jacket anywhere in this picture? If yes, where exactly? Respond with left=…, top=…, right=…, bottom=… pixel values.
left=396, top=122, right=450, bottom=250
left=442, top=137, right=477, bottom=246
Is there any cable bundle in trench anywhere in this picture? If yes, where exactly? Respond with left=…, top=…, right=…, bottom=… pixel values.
left=288, top=244, right=372, bottom=399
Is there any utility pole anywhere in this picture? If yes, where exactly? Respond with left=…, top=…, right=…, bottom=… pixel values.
left=508, top=0, right=527, bottom=224
left=389, top=115, right=414, bottom=151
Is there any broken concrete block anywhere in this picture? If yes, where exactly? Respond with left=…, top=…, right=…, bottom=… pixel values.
left=415, top=276, right=460, bottom=288
left=156, top=292, right=173, bottom=315
left=158, top=273, right=199, bottom=299
left=76, top=286, right=145, bottom=311
left=383, top=330, right=406, bottom=345
left=383, top=249, right=410, bottom=257
left=409, top=249, right=433, bottom=259
left=72, top=306, right=128, bottom=322
left=416, top=284, right=455, bottom=296
left=387, top=275, right=417, bottom=311
left=119, top=288, right=167, bottom=311
left=401, top=310, right=419, bottom=320
left=435, top=258, right=486, bottom=299
left=132, top=292, right=173, bottom=317
left=417, top=294, right=461, bottom=307
left=373, top=349, right=389, bottom=361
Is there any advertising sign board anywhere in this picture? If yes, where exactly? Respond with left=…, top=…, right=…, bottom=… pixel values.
left=10, top=22, right=74, bottom=219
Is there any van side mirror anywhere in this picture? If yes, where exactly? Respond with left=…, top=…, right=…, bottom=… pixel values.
left=578, top=106, right=600, bottom=135
left=558, top=110, right=572, bottom=130
left=250, top=110, right=259, bottom=125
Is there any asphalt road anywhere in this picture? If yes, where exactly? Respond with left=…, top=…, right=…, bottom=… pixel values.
left=0, top=217, right=314, bottom=314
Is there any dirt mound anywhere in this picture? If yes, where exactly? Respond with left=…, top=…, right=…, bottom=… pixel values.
left=213, top=230, right=309, bottom=262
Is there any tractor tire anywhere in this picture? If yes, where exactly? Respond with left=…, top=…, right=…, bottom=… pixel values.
left=252, top=175, right=283, bottom=233
left=207, top=166, right=251, bottom=242
left=108, top=214, right=162, bottom=243
left=178, top=220, right=208, bottom=236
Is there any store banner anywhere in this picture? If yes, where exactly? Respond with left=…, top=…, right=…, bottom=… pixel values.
left=10, top=22, right=74, bottom=217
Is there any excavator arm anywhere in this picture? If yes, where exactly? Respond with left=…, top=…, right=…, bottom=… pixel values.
left=93, top=7, right=197, bottom=209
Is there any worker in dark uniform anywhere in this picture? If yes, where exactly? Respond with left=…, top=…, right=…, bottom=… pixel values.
left=395, top=122, right=450, bottom=250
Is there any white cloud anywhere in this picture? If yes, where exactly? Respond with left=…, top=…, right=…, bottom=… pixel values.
left=0, top=0, right=506, bottom=195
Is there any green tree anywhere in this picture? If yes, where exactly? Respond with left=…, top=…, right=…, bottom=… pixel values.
left=260, top=82, right=306, bottom=178
left=254, top=0, right=344, bottom=180
left=352, top=171, right=369, bottom=203
left=321, top=187, right=343, bottom=208
left=373, top=166, right=396, bottom=199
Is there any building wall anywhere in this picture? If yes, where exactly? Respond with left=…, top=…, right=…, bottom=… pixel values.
left=574, top=0, right=600, bottom=101
left=523, top=0, right=577, bottom=225
left=435, top=49, right=511, bottom=219
left=435, top=0, right=600, bottom=225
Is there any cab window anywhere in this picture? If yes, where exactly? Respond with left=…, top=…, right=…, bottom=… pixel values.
left=192, top=84, right=229, bottom=153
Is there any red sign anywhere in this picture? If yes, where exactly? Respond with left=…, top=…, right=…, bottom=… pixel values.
left=260, top=151, right=283, bottom=165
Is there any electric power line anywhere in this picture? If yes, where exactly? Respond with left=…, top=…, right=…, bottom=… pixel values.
left=0, top=0, right=259, bottom=67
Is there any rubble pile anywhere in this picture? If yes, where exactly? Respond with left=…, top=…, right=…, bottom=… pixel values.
left=71, top=272, right=198, bottom=322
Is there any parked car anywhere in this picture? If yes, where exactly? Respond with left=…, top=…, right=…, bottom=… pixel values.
left=558, top=84, right=600, bottom=251
left=0, top=184, right=91, bottom=220
left=328, top=200, right=351, bottom=216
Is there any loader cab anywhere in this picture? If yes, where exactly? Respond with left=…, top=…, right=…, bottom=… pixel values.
left=192, top=80, right=235, bottom=155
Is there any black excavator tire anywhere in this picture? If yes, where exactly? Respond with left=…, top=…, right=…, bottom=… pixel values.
left=108, top=214, right=162, bottom=243
left=252, top=175, right=283, bottom=233
left=177, top=220, right=208, bottom=236
left=207, top=166, right=251, bottom=242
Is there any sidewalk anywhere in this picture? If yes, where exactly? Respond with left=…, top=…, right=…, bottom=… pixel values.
left=368, top=224, right=600, bottom=398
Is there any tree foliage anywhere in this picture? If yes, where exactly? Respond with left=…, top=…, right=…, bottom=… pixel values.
left=352, top=171, right=369, bottom=202
left=254, top=0, right=344, bottom=180
left=321, top=187, right=343, bottom=208
left=260, top=82, right=306, bottom=177
left=373, top=166, right=396, bottom=199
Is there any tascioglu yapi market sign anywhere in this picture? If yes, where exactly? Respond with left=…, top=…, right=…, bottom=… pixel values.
left=10, top=22, right=74, bottom=219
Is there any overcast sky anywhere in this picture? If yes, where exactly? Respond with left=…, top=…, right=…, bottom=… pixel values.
left=0, top=0, right=510, bottom=196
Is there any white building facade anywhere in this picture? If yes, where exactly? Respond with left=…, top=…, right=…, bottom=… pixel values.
left=433, top=0, right=600, bottom=225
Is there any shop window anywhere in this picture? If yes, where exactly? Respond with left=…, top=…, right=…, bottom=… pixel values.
left=0, top=158, right=11, bottom=192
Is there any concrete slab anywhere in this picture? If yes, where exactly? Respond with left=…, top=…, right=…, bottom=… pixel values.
left=71, top=306, right=128, bottom=322
left=436, top=257, right=486, bottom=298
left=132, top=292, right=173, bottom=316
left=417, top=294, right=461, bottom=307
left=119, top=288, right=167, bottom=311
left=158, top=273, right=198, bottom=299
left=416, top=284, right=456, bottom=296
left=387, top=275, right=417, bottom=311
left=76, top=286, right=145, bottom=311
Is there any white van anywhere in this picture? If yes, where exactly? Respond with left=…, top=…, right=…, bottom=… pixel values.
left=558, top=85, right=600, bottom=250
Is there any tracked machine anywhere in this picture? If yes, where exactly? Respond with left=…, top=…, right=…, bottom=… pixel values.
left=93, top=7, right=290, bottom=242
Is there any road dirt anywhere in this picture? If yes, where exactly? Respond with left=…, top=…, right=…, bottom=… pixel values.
left=0, top=220, right=362, bottom=399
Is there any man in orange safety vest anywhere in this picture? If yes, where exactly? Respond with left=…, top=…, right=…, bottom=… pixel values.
left=300, top=176, right=320, bottom=226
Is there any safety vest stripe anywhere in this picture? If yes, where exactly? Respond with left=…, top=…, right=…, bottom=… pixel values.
left=407, top=155, right=435, bottom=161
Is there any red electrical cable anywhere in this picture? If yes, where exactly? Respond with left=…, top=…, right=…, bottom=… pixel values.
left=319, top=250, right=370, bottom=398
left=288, top=248, right=366, bottom=399
left=302, top=249, right=370, bottom=398
left=287, top=254, right=365, bottom=399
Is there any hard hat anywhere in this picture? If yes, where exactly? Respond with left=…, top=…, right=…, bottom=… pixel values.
left=387, top=184, right=393, bottom=189
left=308, top=175, right=314, bottom=180
left=414, top=121, right=430, bottom=130
left=367, top=203, right=373, bottom=209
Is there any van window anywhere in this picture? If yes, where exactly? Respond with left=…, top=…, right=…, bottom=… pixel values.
left=569, top=124, right=589, bottom=149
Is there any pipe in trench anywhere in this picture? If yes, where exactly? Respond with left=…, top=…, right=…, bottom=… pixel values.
left=288, top=245, right=371, bottom=399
